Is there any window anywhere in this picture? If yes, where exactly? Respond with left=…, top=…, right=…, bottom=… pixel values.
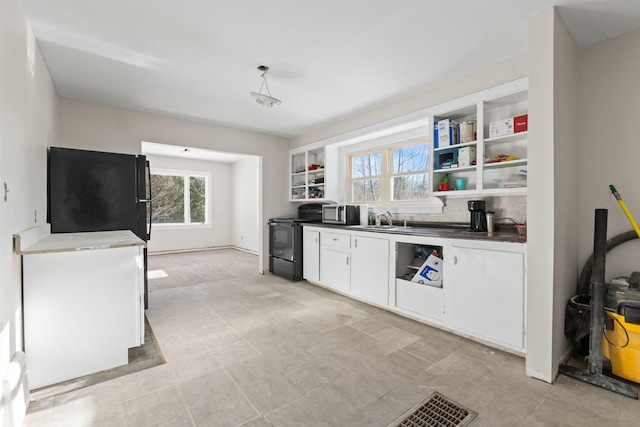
left=390, top=143, right=429, bottom=201
left=150, top=171, right=209, bottom=225
left=350, top=151, right=381, bottom=202
left=348, top=140, right=429, bottom=204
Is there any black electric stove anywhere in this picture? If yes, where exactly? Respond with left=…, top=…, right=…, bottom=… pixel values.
left=268, top=202, right=329, bottom=281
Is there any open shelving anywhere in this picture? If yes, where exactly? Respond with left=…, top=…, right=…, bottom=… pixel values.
left=431, top=78, right=528, bottom=198
left=289, top=147, right=326, bottom=201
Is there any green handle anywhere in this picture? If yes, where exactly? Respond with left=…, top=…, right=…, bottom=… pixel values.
left=609, top=184, right=621, bottom=200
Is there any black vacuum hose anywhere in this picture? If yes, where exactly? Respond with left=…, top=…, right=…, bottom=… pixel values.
left=577, top=230, right=639, bottom=296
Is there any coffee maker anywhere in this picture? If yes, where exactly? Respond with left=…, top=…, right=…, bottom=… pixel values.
left=468, top=200, right=487, bottom=232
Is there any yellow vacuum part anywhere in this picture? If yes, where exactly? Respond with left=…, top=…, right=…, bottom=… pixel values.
left=602, top=311, right=640, bottom=384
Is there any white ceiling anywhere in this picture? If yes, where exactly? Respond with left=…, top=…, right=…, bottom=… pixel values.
left=21, top=0, right=640, bottom=138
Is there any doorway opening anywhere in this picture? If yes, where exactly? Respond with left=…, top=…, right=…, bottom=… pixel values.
left=141, top=141, right=263, bottom=274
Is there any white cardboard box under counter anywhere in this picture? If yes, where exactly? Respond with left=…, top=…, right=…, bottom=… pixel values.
left=14, top=224, right=146, bottom=390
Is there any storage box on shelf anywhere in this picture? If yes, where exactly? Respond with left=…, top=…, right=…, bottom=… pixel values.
left=289, top=147, right=326, bottom=201
left=431, top=78, right=528, bottom=198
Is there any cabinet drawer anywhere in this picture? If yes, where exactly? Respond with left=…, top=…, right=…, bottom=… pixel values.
left=321, top=232, right=351, bottom=249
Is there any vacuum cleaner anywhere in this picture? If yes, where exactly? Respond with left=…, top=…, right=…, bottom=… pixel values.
left=560, top=209, right=638, bottom=398
left=561, top=202, right=639, bottom=398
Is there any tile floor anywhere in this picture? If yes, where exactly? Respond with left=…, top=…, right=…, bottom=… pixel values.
left=24, top=250, right=639, bottom=426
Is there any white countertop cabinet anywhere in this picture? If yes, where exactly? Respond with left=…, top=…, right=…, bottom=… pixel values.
left=303, top=229, right=320, bottom=282
left=350, top=234, right=390, bottom=306
left=450, top=243, right=525, bottom=351
left=303, top=225, right=526, bottom=354
left=14, top=225, right=145, bottom=389
left=319, top=230, right=351, bottom=293
left=394, top=238, right=447, bottom=323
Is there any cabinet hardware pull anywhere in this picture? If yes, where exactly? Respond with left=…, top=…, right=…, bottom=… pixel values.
left=346, top=256, right=349, bottom=265
left=453, top=256, right=457, bottom=265
left=354, top=238, right=358, bottom=248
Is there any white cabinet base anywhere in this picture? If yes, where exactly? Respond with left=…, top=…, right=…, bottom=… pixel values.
left=451, top=246, right=524, bottom=351
left=320, top=249, right=350, bottom=292
left=23, top=246, right=144, bottom=389
left=351, top=235, right=389, bottom=305
left=395, top=279, right=445, bottom=322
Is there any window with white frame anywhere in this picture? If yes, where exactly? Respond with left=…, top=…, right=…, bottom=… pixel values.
left=150, top=171, right=209, bottom=225
left=348, top=139, right=429, bottom=204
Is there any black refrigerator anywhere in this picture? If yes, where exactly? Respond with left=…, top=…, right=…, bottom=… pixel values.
left=47, top=147, right=152, bottom=308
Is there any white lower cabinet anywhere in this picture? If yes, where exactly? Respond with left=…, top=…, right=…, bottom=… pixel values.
left=320, top=248, right=350, bottom=292
left=450, top=245, right=525, bottom=351
left=394, top=241, right=445, bottom=321
left=320, top=230, right=351, bottom=292
left=303, top=229, right=320, bottom=282
left=302, top=225, right=526, bottom=354
left=350, top=234, right=389, bottom=305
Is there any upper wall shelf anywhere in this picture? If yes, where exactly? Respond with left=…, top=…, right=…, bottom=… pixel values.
left=289, top=147, right=326, bottom=201
left=432, top=78, right=528, bottom=198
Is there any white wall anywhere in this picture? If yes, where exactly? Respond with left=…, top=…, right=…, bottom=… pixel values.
left=578, top=28, right=640, bottom=283
left=527, top=7, right=580, bottom=383
left=550, top=9, right=580, bottom=383
left=58, top=99, right=290, bottom=272
left=232, top=157, right=260, bottom=252
left=527, top=10, right=640, bottom=384
left=0, top=0, right=58, bottom=409
left=290, top=55, right=528, bottom=149
left=144, top=154, right=233, bottom=252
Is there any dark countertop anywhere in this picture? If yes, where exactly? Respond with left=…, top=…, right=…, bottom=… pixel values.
left=303, top=221, right=527, bottom=244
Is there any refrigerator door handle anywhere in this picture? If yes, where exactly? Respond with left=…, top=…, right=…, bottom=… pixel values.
left=146, top=160, right=152, bottom=240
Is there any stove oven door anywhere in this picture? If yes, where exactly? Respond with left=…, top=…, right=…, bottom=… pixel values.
left=269, top=221, right=296, bottom=261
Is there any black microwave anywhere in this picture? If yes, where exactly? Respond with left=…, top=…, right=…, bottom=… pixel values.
left=322, top=205, right=360, bottom=225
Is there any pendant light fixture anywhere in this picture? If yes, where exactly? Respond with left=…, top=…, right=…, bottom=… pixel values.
left=250, top=65, right=281, bottom=108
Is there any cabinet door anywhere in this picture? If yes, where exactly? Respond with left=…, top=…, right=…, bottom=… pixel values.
left=303, top=229, right=320, bottom=282
left=451, top=246, right=524, bottom=350
left=320, top=249, right=350, bottom=292
left=350, top=235, right=389, bottom=305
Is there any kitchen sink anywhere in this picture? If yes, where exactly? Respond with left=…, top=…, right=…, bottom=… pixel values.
left=349, top=224, right=402, bottom=230
left=348, top=224, right=463, bottom=235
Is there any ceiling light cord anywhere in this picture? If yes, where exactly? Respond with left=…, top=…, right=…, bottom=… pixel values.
left=259, top=69, right=274, bottom=98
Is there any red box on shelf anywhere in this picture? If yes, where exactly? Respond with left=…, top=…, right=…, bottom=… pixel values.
left=514, top=114, right=528, bottom=133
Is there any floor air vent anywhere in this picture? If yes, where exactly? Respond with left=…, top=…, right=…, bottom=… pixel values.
left=388, top=391, right=477, bottom=427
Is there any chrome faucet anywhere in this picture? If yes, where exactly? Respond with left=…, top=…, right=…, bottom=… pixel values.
left=376, top=211, right=393, bottom=226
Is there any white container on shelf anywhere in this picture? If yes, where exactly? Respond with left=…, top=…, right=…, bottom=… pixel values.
left=459, top=121, right=476, bottom=143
